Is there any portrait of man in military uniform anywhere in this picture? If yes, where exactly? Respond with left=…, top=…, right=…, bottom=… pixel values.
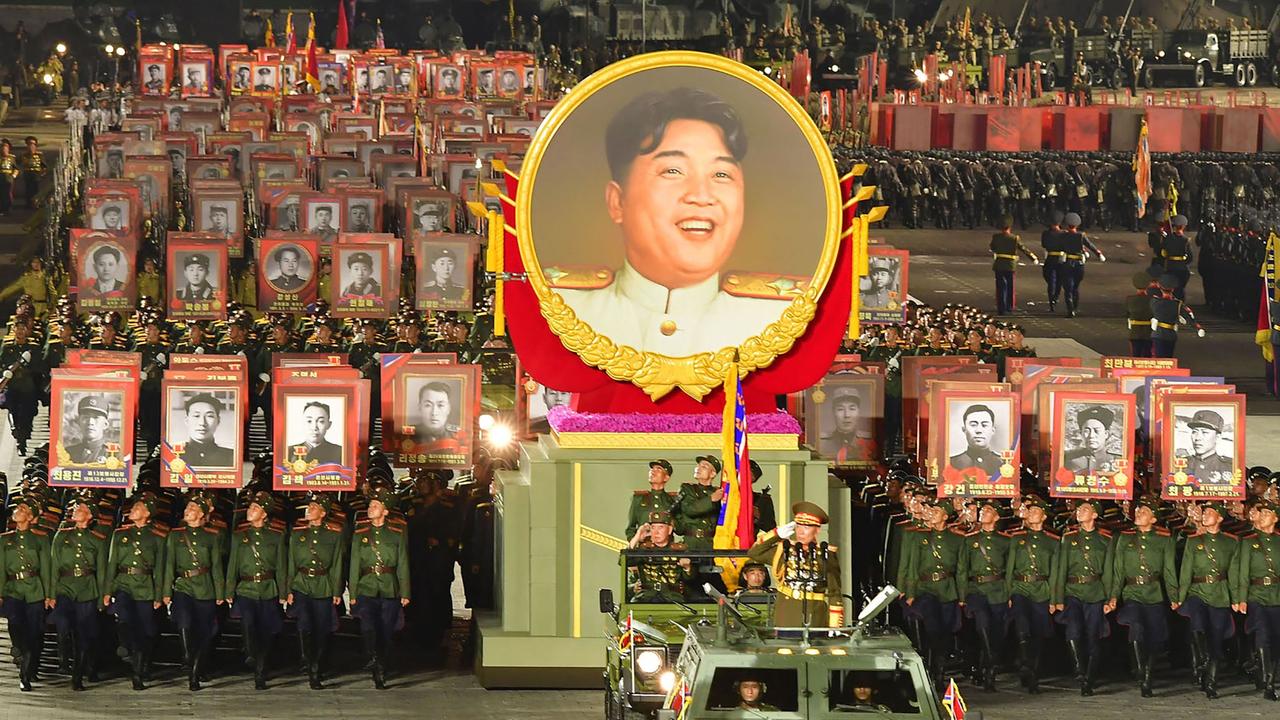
left=345, top=200, right=375, bottom=232
left=306, top=203, right=340, bottom=244
left=476, top=68, right=496, bottom=96
left=165, top=389, right=237, bottom=469
left=320, top=69, right=341, bottom=94
left=499, top=68, right=521, bottom=96
left=435, top=66, right=463, bottom=98
left=275, top=196, right=301, bottom=231
left=81, top=243, right=128, bottom=298
left=412, top=200, right=448, bottom=235
left=407, top=378, right=463, bottom=448
left=370, top=66, right=391, bottom=94
left=526, top=383, right=571, bottom=435
left=90, top=202, right=125, bottom=231
left=533, top=73, right=829, bottom=357
left=265, top=244, right=312, bottom=292
left=175, top=252, right=218, bottom=301
left=338, top=250, right=383, bottom=301
left=232, top=65, right=251, bottom=92
left=1063, top=403, right=1124, bottom=474
left=253, top=65, right=278, bottom=93
left=817, top=384, right=876, bottom=463
left=860, top=256, right=900, bottom=309
left=946, top=402, right=1007, bottom=478
left=284, top=397, right=346, bottom=467
left=1173, top=407, right=1237, bottom=484
left=197, top=200, right=238, bottom=239
left=417, top=243, right=471, bottom=310
left=60, top=393, right=120, bottom=465
left=144, top=64, right=167, bottom=93
left=182, top=64, right=207, bottom=93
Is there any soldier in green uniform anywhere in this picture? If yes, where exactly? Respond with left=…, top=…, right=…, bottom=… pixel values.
left=1175, top=501, right=1240, bottom=699
left=225, top=490, right=287, bottom=690
left=0, top=138, right=18, bottom=215
left=18, top=135, right=46, bottom=208
left=727, top=678, right=780, bottom=712
left=674, top=455, right=723, bottom=550
left=1051, top=499, right=1114, bottom=696
left=161, top=493, right=225, bottom=690
left=626, top=510, right=692, bottom=601
left=1234, top=498, right=1280, bottom=700
left=133, top=314, right=168, bottom=452
left=103, top=492, right=167, bottom=691
left=215, top=314, right=257, bottom=455
left=626, top=459, right=677, bottom=539
left=1005, top=494, right=1058, bottom=694
left=749, top=502, right=843, bottom=628
left=900, top=497, right=964, bottom=687
left=956, top=498, right=1011, bottom=691
left=49, top=491, right=109, bottom=691
left=349, top=487, right=411, bottom=689
left=173, top=321, right=214, bottom=355
left=990, top=215, right=1040, bottom=315
left=1107, top=495, right=1178, bottom=697
left=0, top=495, right=52, bottom=691
left=1, top=316, right=46, bottom=455
left=286, top=492, right=346, bottom=690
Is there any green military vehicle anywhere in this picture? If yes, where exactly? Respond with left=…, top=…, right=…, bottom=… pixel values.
left=601, top=549, right=778, bottom=720
left=653, top=586, right=980, bottom=720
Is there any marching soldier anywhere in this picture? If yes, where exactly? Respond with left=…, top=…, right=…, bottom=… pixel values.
left=1126, top=272, right=1157, bottom=357
left=133, top=315, right=168, bottom=452
left=1, top=316, right=45, bottom=455
left=1107, top=495, right=1178, bottom=697
left=225, top=490, right=287, bottom=690
left=1051, top=499, right=1114, bottom=696
left=626, top=510, right=691, bottom=601
left=1150, top=274, right=1204, bottom=358
left=349, top=487, right=411, bottom=689
left=626, top=459, right=678, bottom=539
left=674, top=455, right=723, bottom=551
left=748, top=501, right=844, bottom=628
left=1234, top=498, right=1280, bottom=701
left=901, top=497, right=963, bottom=687
left=956, top=498, right=1011, bottom=691
left=161, top=494, right=225, bottom=691
left=0, top=495, right=52, bottom=691
left=990, top=216, right=1039, bottom=315
left=1161, top=215, right=1194, bottom=300
left=1057, top=212, right=1106, bottom=317
left=103, top=492, right=167, bottom=691
left=1175, top=501, right=1240, bottom=699
left=50, top=491, right=109, bottom=691
left=286, top=493, right=346, bottom=690
left=1005, top=495, right=1058, bottom=694
left=18, top=136, right=46, bottom=208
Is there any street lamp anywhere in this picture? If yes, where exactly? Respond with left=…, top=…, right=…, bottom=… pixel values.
left=55, top=42, right=67, bottom=55
left=105, top=44, right=114, bottom=55
left=115, top=47, right=124, bottom=57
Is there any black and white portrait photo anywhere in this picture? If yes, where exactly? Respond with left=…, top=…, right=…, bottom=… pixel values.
left=80, top=242, right=128, bottom=298
left=344, top=198, right=375, bottom=233
left=174, top=251, right=219, bottom=301
left=197, top=200, right=237, bottom=238
left=90, top=201, right=126, bottom=231
left=337, top=248, right=383, bottom=299
left=265, top=243, right=312, bottom=292
left=405, top=376, right=464, bottom=448
left=526, top=383, right=570, bottom=435
left=945, top=400, right=1011, bottom=478
left=412, top=199, right=449, bottom=234
left=306, top=201, right=341, bottom=244
left=1062, top=401, right=1126, bottom=474
left=60, top=391, right=122, bottom=464
left=283, top=395, right=347, bottom=467
left=416, top=240, right=472, bottom=310
left=166, top=389, right=238, bottom=468
left=1172, top=406, right=1237, bottom=483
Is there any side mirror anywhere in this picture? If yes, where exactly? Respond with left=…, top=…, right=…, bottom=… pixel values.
left=599, top=588, right=616, bottom=615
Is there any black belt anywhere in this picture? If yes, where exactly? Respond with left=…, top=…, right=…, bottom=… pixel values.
left=1125, top=574, right=1160, bottom=586
left=1017, top=573, right=1050, bottom=583
left=59, top=567, right=95, bottom=578
left=972, top=573, right=1004, bottom=584
left=119, top=566, right=152, bottom=576
left=1069, top=574, right=1102, bottom=585
left=300, top=567, right=328, bottom=577
left=360, top=565, right=396, bottom=577
left=6, top=570, right=38, bottom=582
left=919, top=571, right=953, bottom=582
left=240, top=571, right=275, bottom=582
left=1192, top=573, right=1227, bottom=585
left=1251, top=576, right=1280, bottom=587
left=181, top=567, right=211, bottom=579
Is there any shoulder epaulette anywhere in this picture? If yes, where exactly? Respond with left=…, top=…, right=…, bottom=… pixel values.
left=91, top=529, right=108, bottom=541
left=29, top=527, right=48, bottom=536
left=669, top=542, right=688, bottom=551
left=1222, top=531, right=1238, bottom=540
left=1043, top=530, right=1060, bottom=540
left=1008, top=529, right=1026, bottom=536
left=998, top=530, right=1014, bottom=537
left=949, top=527, right=967, bottom=536
left=114, top=526, right=132, bottom=534
left=1121, top=529, right=1136, bottom=535
left=1063, top=529, right=1078, bottom=537
left=828, top=544, right=839, bottom=552
left=1154, top=527, right=1171, bottom=536
left=1098, top=528, right=1112, bottom=538
left=202, top=525, right=220, bottom=535
left=355, top=524, right=369, bottom=534
left=964, top=529, right=980, bottom=537
left=151, top=526, right=169, bottom=538
left=1243, top=532, right=1259, bottom=540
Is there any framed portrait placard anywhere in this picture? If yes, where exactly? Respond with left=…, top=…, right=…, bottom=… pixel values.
left=922, top=379, right=1010, bottom=475
left=257, top=237, right=318, bottom=314
left=858, top=247, right=909, bottom=325
left=332, top=239, right=393, bottom=318
left=380, top=356, right=479, bottom=468
left=160, top=377, right=242, bottom=488
left=1100, top=356, right=1178, bottom=376
left=415, top=235, right=476, bottom=311
left=1161, top=394, right=1246, bottom=501
left=1035, top=379, right=1119, bottom=467
left=1149, top=382, right=1231, bottom=462
left=930, top=390, right=1021, bottom=498
left=167, top=238, right=228, bottom=320
left=71, top=229, right=137, bottom=313
left=803, top=373, right=884, bottom=468
left=1049, top=391, right=1136, bottom=500
left=1004, top=356, right=1083, bottom=386
left=48, top=373, right=138, bottom=488
left=179, top=58, right=213, bottom=98
left=520, top=375, right=571, bottom=437
left=190, top=190, right=245, bottom=257
left=272, top=380, right=362, bottom=491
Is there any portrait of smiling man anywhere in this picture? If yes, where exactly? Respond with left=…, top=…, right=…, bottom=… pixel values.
left=556, top=87, right=792, bottom=356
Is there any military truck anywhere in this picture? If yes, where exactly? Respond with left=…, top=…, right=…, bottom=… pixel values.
left=601, top=549, right=776, bottom=720
left=1134, top=28, right=1272, bottom=87
left=653, top=586, right=981, bottom=720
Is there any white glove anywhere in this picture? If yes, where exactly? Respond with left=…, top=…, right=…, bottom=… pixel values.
left=1150, top=318, right=1159, bottom=331
left=194, top=347, right=204, bottom=354
left=1179, top=316, right=1187, bottom=325
left=20, top=351, right=31, bottom=362
left=1099, top=254, right=1108, bottom=262
left=374, top=352, right=382, bottom=361
left=156, top=353, right=166, bottom=364
left=1197, top=328, right=1206, bottom=338
left=777, top=522, right=796, bottom=540
left=258, top=373, right=270, bottom=382
left=140, top=371, right=148, bottom=380
left=2, top=370, right=11, bottom=380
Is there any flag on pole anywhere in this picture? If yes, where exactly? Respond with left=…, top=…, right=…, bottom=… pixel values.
left=617, top=611, right=635, bottom=654
left=335, top=0, right=350, bottom=50
left=941, top=678, right=967, bottom=720
left=1134, top=117, right=1152, bottom=218
left=375, top=19, right=385, bottom=49
left=264, top=17, right=275, bottom=48
left=712, top=355, right=754, bottom=588
left=305, top=13, right=320, bottom=92
left=285, top=12, right=296, bottom=54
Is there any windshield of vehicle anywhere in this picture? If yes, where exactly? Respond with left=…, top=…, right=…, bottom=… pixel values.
left=705, top=667, right=799, bottom=713
left=827, top=670, right=924, bottom=714
left=622, top=549, right=763, bottom=605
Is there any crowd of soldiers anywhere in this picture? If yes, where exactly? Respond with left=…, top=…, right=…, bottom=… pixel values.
left=0, top=134, right=47, bottom=216
left=0, top=442, right=493, bottom=692
left=851, top=469, right=1280, bottom=700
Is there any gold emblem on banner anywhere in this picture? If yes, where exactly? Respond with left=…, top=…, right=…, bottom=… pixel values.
left=1113, top=471, right=1129, bottom=486
left=1173, top=470, right=1189, bottom=486
left=170, top=458, right=187, bottom=474
left=1000, top=462, right=1014, bottom=478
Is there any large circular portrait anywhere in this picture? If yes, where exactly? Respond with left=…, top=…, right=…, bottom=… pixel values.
left=517, top=51, right=840, bottom=398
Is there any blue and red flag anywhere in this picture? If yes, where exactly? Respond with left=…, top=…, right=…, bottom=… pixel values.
left=941, top=678, right=966, bottom=720
left=713, top=358, right=754, bottom=586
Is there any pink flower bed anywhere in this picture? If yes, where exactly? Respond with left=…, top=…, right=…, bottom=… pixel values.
left=547, top=405, right=802, bottom=434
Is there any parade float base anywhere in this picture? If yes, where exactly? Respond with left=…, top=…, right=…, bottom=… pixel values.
left=475, top=430, right=843, bottom=688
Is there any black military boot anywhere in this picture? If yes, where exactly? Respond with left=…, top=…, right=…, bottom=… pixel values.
left=1082, top=646, right=1100, bottom=697
left=14, top=636, right=32, bottom=692
left=188, top=639, right=204, bottom=691
left=1066, top=639, right=1086, bottom=693
left=1260, top=647, right=1277, bottom=701
left=1191, top=631, right=1209, bottom=689
left=1204, top=657, right=1220, bottom=700
left=1132, top=641, right=1152, bottom=698
left=130, top=649, right=145, bottom=691
left=301, top=633, right=322, bottom=690
left=978, top=628, right=998, bottom=692
left=70, top=637, right=87, bottom=692
left=178, top=628, right=194, bottom=676
left=57, top=633, right=73, bottom=674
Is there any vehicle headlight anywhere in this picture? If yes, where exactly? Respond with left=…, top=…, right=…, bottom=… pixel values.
left=635, top=649, right=664, bottom=675
left=1157, top=50, right=1165, bottom=58
left=1183, top=51, right=1192, bottom=59
left=658, top=671, right=676, bottom=692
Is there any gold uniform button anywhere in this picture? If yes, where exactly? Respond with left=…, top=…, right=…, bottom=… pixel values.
left=659, top=320, right=677, bottom=336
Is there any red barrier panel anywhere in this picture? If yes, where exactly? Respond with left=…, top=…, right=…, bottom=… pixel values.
left=1145, top=107, right=1200, bottom=152
left=1051, top=107, right=1103, bottom=151
left=892, top=104, right=933, bottom=150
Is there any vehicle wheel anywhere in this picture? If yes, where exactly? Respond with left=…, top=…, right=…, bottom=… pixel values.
left=1110, top=68, right=1124, bottom=89
left=605, top=688, right=618, bottom=720
left=1234, top=64, right=1247, bottom=87
left=1195, top=62, right=1208, bottom=88
left=1247, top=62, right=1259, bottom=86
left=1143, top=67, right=1156, bottom=88
left=1273, top=64, right=1280, bottom=87
left=1043, top=64, right=1057, bottom=89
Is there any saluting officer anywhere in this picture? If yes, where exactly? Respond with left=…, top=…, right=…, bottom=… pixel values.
left=626, top=459, right=678, bottom=539
left=956, top=498, right=1011, bottom=691
left=1161, top=214, right=1194, bottom=300
left=349, top=487, right=411, bottom=689
left=901, top=497, right=963, bottom=687
left=1005, top=495, right=1058, bottom=694
left=748, top=501, right=843, bottom=627
left=1107, top=495, right=1178, bottom=697
left=674, top=455, right=723, bottom=550
left=1051, top=499, right=1114, bottom=696
left=103, top=492, right=167, bottom=691
left=286, top=493, right=346, bottom=690
left=225, top=490, right=287, bottom=690
left=990, top=215, right=1040, bottom=315
left=50, top=491, right=109, bottom=691
left=626, top=510, right=691, bottom=600
left=0, top=495, right=52, bottom=692
left=161, top=493, right=225, bottom=691
left=1234, top=498, right=1280, bottom=701
left=1175, top=501, right=1240, bottom=699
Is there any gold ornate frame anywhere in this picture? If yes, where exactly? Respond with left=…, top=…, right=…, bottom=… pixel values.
left=515, top=51, right=842, bottom=400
